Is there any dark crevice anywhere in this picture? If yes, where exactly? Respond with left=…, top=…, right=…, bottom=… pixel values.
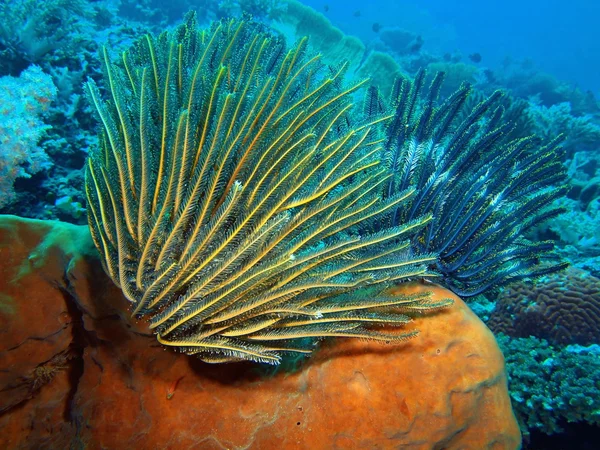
left=91, top=355, right=104, bottom=372
left=6, top=326, right=69, bottom=352
left=57, top=275, right=89, bottom=425
left=525, top=422, right=600, bottom=450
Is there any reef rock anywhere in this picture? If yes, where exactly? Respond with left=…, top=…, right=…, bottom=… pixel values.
left=0, top=215, right=521, bottom=449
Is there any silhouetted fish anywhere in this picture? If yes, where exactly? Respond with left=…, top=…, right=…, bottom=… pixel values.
left=372, top=22, right=382, bottom=33
left=353, top=10, right=361, bottom=17
left=469, top=52, right=482, bottom=63
left=324, top=4, right=329, bottom=12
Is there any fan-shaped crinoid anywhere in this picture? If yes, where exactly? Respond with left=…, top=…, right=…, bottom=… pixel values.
left=365, top=71, right=568, bottom=297
left=84, top=14, right=450, bottom=365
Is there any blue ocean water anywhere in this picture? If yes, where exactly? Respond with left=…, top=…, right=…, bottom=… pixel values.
left=304, top=0, right=600, bottom=97
left=0, top=1, right=598, bottom=449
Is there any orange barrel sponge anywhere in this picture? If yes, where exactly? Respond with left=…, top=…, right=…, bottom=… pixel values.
left=0, top=216, right=521, bottom=449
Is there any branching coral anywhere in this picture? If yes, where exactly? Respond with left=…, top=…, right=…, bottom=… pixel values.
left=527, top=100, right=600, bottom=157
left=85, top=14, right=450, bottom=365
left=497, top=334, right=600, bottom=435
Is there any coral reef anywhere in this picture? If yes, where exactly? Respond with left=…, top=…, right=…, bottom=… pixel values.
left=497, top=334, right=600, bottom=437
left=484, top=55, right=600, bottom=113
left=0, top=215, right=520, bottom=449
left=538, top=196, right=600, bottom=276
left=424, top=60, right=479, bottom=97
left=0, top=0, right=92, bottom=73
left=0, top=1, right=597, bottom=446
left=0, top=65, right=56, bottom=208
left=271, top=0, right=403, bottom=96
left=487, top=268, right=600, bottom=346
left=85, top=13, right=568, bottom=364
left=379, top=27, right=424, bottom=56
left=526, top=100, right=600, bottom=157
left=271, top=0, right=365, bottom=67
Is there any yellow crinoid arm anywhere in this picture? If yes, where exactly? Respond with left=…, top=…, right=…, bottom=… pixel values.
left=84, top=13, right=448, bottom=365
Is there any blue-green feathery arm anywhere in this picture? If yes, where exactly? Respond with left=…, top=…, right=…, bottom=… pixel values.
left=371, top=70, right=568, bottom=297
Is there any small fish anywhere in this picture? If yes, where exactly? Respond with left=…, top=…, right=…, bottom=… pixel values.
left=353, top=10, right=361, bottom=17
left=324, top=4, right=329, bottom=12
left=372, top=22, right=382, bottom=33
left=468, top=52, right=482, bottom=63
left=166, top=375, right=185, bottom=400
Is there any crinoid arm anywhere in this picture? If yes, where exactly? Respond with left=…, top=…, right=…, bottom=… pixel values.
left=84, top=14, right=450, bottom=365
left=369, top=70, right=568, bottom=297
